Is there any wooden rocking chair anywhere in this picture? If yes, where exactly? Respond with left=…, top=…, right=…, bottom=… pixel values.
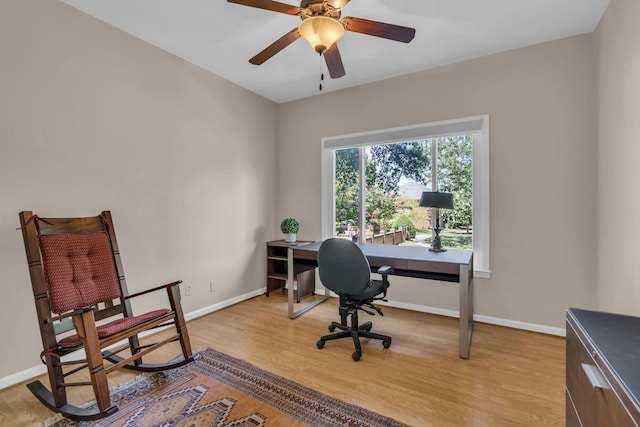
left=18, top=211, right=197, bottom=421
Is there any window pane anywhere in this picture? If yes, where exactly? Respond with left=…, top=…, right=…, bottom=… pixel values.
left=334, top=148, right=360, bottom=241
left=365, top=141, right=430, bottom=245
left=433, top=135, right=473, bottom=250
left=324, top=116, right=490, bottom=275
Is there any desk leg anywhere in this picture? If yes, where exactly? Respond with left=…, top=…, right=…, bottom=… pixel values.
left=459, top=262, right=473, bottom=359
left=288, top=248, right=330, bottom=319
left=287, top=249, right=294, bottom=318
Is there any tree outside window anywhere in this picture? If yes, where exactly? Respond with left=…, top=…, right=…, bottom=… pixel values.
left=334, top=135, right=472, bottom=249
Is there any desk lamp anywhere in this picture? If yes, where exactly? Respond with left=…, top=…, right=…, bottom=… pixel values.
left=419, top=191, right=454, bottom=252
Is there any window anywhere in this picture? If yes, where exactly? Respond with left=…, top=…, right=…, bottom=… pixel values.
left=322, top=116, right=490, bottom=278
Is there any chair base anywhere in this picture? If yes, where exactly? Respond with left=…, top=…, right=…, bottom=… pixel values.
left=27, top=380, right=118, bottom=421
left=316, top=319, right=391, bottom=361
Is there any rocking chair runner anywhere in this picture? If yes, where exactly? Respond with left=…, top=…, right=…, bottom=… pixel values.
left=18, top=210, right=197, bottom=421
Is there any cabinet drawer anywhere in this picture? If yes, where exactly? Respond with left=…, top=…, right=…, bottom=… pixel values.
left=566, top=322, right=637, bottom=426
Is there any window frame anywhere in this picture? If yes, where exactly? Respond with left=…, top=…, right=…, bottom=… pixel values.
left=321, top=115, right=491, bottom=278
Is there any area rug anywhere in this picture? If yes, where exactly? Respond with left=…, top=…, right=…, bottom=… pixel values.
left=43, top=347, right=408, bottom=427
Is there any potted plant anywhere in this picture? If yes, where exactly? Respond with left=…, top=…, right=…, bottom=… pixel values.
left=280, top=218, right=299, bottom=243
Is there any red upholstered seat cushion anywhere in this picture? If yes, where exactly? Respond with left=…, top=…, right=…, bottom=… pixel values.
left=39, top=232, right=121, bottom=313
left=58, top=308, right=170, bottom=348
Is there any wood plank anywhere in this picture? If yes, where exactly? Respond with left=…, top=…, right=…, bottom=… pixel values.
left=0, top=295, right=566, bottom=426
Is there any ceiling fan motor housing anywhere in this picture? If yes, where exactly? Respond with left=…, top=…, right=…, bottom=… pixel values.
left=299, top=0, right=342, bottom=20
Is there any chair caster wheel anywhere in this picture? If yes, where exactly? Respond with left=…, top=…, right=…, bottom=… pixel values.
left=317, top=340, right=325, bottom=349
left=383, top=338, right=392, bottom=349
left=352, top=351, right=361, bottom=361
left=328, top=325, right=336, bottom=332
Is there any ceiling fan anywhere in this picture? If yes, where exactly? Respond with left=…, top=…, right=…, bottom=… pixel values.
left=227, top=0, right=416, bottom=79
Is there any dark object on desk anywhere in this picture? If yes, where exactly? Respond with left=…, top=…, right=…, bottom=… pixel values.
left=566, top=307, right=640, bottom=426
left=18, top=211, right=196, bottom=421
left=419, top=191, right=454, bottom=252
left=315, top=238, right=393, bottom=361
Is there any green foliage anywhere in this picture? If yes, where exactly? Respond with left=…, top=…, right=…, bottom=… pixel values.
left=422, top=229, right=472, bottom=249
left=334, top=136, right=472, bottom=235
left=365, top=187, right=397, bottom=229
left=368, top=141, right=430, bottom=192
left=280, top=218, right=299, bottom=234
left=335, top=148, right=359, bottom=191
left=335, top=148, right=360, bottom=225
left=436, top=135, right=473, bottom=228
left=392, top=214, right=416, bottom=238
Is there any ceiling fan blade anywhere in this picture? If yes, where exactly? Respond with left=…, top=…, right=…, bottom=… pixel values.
left=342, top=16, right=415, bottom=43
left=249, top=28, right=301, bottom=65
left=227, top=0, right=301, bottom=16
left=324, top=44, right=345, bottom=79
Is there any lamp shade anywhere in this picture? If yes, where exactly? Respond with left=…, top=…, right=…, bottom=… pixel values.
left=298, top=16, right=345, bottom=53
left=419, top=192, right=454, bottom=209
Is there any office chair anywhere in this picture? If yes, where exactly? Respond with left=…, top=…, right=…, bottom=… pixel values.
left=316, top=238, right=393, bottom=361
left=18, top=211, right=196, bottom=421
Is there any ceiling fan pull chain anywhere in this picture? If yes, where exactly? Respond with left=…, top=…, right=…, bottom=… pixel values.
left=319, top=51, right=324, bottom=91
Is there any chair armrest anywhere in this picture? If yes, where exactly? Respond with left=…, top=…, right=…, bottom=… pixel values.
left=123, top=280, right=182, bottom=300
left=376, top=265, right=393, bottom=297
left=377, top=265, right=393, bottom=277
left=45, top=306, right=94, bottom=324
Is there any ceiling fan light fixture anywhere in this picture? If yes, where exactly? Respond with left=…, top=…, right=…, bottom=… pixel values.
left=298, top=16, right=345, bottom=53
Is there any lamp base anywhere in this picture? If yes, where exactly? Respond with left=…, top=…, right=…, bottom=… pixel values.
left=429, top=227, right=446, bottom=252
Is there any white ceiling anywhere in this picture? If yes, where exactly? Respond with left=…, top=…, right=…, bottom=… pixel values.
left=61, top=0, right=610, bottom=104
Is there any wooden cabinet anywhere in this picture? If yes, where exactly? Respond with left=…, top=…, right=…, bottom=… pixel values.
left=566, top=308, right=640, bottom=426
left=266, top=240, right=315, bottom=302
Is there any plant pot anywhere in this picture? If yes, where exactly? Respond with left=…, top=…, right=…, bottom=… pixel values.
left=284, top=233, right=297, bottom=243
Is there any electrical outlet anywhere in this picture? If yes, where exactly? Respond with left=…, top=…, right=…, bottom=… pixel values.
left=209, top=281, right=216, bottom=292
left=185, top=283, right=192, bottom=296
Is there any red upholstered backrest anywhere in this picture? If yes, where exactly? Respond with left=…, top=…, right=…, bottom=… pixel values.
left=38, top=232, right=122, bottom=313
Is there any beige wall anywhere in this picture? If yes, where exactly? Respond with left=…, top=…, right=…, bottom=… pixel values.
left=0, top=1, right=278, bottom=377
left=277, top=34, right=598, bottom=329
left=3, top=0, right=633, bottom=382
left=594, top=0, right=640, bottom=315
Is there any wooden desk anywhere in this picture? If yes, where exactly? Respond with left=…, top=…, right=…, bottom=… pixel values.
left=288, top=241, right=474, bottom=359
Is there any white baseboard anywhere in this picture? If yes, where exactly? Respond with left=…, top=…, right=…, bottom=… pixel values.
left=0, top=287, right=564, bottom=390
left=318, top=288, right=566, bottom=337
left=0, top=365, right=47, bottom=390
left=183, top=289, right=265, bottom=322
left=379, top=297, right=566, bottom=337
left=0, top=289, right=264, bottom=391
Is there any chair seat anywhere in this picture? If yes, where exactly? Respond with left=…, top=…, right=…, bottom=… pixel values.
left=58, top=308, right=169, bottom=348
left=345, top=279, right=385, bottom=301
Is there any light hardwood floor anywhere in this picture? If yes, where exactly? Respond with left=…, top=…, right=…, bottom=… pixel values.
left=0, top=293, right=566, bottom=426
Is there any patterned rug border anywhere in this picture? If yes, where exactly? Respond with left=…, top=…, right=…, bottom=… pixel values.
left=39, top=347, right=409, bottom=427
left=195, top=348, right=408, bottom=426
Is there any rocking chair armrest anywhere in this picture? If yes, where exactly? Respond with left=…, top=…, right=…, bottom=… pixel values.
left=123, top=280, right=182, bottom=300
left=45, top=306, right=95, bottom=324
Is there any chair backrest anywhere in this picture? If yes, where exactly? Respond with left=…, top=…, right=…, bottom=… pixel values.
left=317, top=238, right=371, bottom=295
left=19, top=211, right=131, bottom=322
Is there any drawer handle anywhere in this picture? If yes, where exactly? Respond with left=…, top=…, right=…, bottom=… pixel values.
left=581, top=363, right=611, bottom=390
